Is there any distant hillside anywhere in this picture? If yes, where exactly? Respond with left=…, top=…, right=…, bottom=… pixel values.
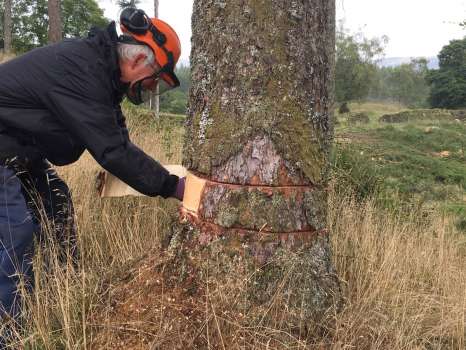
left=378, top=57, right=439, bottom=69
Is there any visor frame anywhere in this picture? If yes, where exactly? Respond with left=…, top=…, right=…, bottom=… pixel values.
left=125, top=64, right=181, bottom=105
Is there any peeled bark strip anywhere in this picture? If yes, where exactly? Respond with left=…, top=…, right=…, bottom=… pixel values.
left=168, top=0, right=341, bottom=332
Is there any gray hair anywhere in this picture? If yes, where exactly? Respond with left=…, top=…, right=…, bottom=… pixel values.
left=117, top=43, right=155, bottom=66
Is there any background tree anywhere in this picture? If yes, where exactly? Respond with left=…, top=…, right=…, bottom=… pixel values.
left=0, top=0, right=107, bottom=53
left=159, top=64, right=190, bottom=114
left=117, top=0, right=140, bottom=9
left=370, top=58, right=430, bottom=107
left=62, top=0, right=107, bottom=38
left=48, top=0, right=62, bottom=43
left=165, top=0, right=342, bottom=338
left=335, top=22, right=387, bottom=103
left=0, top=8, right=2, bottom=51
left=3, top=0, right=12, bottom=53
left=427, top=37, right=466, bottom=109
left=12, top=0, right=48, bottom=52
left=151, top=0, right=160, bottom=116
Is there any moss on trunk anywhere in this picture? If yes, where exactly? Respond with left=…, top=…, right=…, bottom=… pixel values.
left=185, top=0, right=334, bottom=185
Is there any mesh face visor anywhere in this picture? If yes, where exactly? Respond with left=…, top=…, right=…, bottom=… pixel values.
left=126, top=66, right=180, bottom=105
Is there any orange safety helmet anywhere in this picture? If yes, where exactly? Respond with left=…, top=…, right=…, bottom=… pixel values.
left=119, top=8, right=181, bottom=89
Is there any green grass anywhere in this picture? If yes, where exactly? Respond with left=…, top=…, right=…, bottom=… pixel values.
left=367, top=123, right=466, bottom=192
left=334, top=101, right=466, bottom=229
left=335, top=101, right=406, bottom=130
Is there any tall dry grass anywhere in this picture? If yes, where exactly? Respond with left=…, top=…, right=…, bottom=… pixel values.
left=328, top=190, right=465, bottom=349
left=0, top=52, right=16, bottom=64
left=1, top=115, right=464, bottom=349
left=1, top=113, right=182, bottom=348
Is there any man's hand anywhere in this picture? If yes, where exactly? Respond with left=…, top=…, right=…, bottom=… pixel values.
left=173, top=177, right=186, bottom=201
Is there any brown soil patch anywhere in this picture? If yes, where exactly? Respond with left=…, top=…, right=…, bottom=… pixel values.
left=335, top=132, right=377, bottom=144
left=89, top=252, right=206, bottom=349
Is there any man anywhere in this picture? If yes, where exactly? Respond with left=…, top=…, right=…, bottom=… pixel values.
left=0, top=8, right=185, bottom=323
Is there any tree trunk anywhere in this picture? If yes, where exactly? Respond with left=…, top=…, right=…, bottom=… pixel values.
left=48, top=0, right=62, bottom=44
left=168, top=0, right=342, bottom=335
left=3, top=0, right=12, bottom=54
left=154, top=0, right=159, bottom=18
left=151, top=0, right=160, bottom=117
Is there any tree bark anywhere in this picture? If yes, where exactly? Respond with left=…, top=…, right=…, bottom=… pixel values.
left=167, top=0, right=342, bottom=334
left=48, top=0, right=62, bottom=44
left=3, top=0, right=12, bottom=54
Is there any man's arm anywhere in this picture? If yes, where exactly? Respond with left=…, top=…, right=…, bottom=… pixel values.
left=114, top=105, right=130, bottom=141
left=45, top=85, right=179, bottom=198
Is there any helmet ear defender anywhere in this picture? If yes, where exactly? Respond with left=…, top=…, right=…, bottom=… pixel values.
left=120, top=8, right=167, bottom=46
left=120, top=8, right=147, bottom=35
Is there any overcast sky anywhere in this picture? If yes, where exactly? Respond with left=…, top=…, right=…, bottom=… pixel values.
left=99, top=0, right=466, bottom=63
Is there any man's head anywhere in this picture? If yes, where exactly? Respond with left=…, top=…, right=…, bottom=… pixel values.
left=117, top=42, right=160, bottom=103
left=117, top=8, right=181, bottom=105
left=118, top=42, right=158, bottom=80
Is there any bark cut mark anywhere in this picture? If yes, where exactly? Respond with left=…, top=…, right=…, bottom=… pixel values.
left=181, top=135, right=327, bottom=258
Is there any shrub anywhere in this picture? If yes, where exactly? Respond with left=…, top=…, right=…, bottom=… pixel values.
left=339, top=102, right=350, bottom=114
left=331, top=145, right=383, bottom=200
left=347, top=112, right=370, bottom=124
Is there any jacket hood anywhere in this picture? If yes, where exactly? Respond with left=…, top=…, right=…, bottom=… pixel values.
left=88, top=22, right=126, bottom=102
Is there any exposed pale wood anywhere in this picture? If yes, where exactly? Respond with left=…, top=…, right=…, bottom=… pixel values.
left=182, top=172, right=206, bottom=214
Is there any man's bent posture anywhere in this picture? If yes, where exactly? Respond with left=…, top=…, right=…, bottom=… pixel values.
left=0, top=8, right=185, bottom=324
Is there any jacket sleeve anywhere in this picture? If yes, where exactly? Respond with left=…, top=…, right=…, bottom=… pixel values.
left=44, top=76, right=178, bottom=198
left=114, top=105, right=130, bottom=141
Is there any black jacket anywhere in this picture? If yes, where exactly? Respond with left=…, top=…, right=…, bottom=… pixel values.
left=0, top=23, right=178, bottom=198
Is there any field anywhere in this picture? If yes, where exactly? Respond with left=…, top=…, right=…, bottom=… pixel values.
left=1, top=102, right=465, bottom=349
left=335, top=102, right=466, bottom=231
